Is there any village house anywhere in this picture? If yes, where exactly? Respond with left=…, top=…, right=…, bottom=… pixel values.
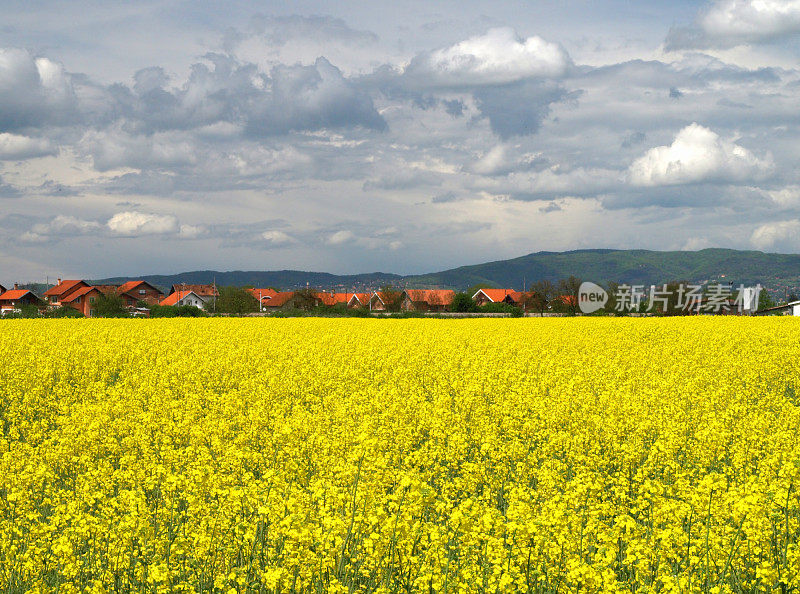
left=368, top=292, right=389, bottom=311
left=472, top=288, right=526, bottom=307
left=246, top=288, right=279, bottom=309
left=0, top=284, right=45, bottom=314
left=60, top=286, right=105, bottom=317
left=159, top=290, right=210, bottom=309
left=347, top=293, right=372, bottom=308
left=116, top=281, right=164, bottom=306
left=259, top=291, right=297, bottom=311
left=755, top=300, right=800, bottom=316
left=170, top=284, right=218, bottom=297
left=43, top=279, right=90, bottom=306
left=401, top=289, right=455, bottom=312
left=167, top=284, right=217, bottom=309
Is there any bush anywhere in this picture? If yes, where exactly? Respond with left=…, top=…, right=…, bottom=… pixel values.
left=215, top=286, right=260, bottom=314
left=1, top=304, right=42, bottom=319
left=476, top=302, right=523, bottom=317
left=450, top=292, right=477, bottom=312
left=43, top=307, right=84, bottom=318
left=94, top=294, right=129, bottom=318
left=149, top=305, right=208, bottom=318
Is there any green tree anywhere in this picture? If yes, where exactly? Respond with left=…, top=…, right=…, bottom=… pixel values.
left=450, top=292, right=476, bottom=312
left=529, top=280, right=556, bottom=316
left=94, top=294, right=129, bottom=317
left=380, top=285, right=405, bottom=312
left=757, top=290, right=775, bottom=311
left=557, top=276, right=582, bottom=315
left=215, top=286, right=260, bottom=314
left=44, top=306, right=83, bottom=318
left=149, top=304, right=207, bottom=318
left=291, top=287, right=321, bottom=311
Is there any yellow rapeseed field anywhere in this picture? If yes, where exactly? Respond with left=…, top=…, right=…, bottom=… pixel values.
left=1, top=318, right=799, bottom=593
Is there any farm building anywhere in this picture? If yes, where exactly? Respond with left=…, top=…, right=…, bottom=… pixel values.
left=402, top=289, right=455, bottom=312
left=43, top=279, right=90, bottom=306
left=0, top=286, right=45, bottom=314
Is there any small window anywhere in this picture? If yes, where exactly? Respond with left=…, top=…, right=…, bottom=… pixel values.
left=89, top=309, right=95, bottom=317
left=89, top=297, right=95, bottom=304
left=50, top=296, right=57, bottom=303
left=76, top=297, right=81, bottom=303
left=139, top=289, right=146, bottom=295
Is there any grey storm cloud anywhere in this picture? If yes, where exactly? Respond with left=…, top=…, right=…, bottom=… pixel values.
left=112, top=54, right=386, bottom=137
left=1, top=47, right=386, bottom=143
left=473, top=80, right=579, bottom=139
left=0, top=48, right=79, bottom=132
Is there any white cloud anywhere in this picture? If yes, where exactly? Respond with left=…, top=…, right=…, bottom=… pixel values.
left=627, top=123, right=773, bottom=187
left=20, top=215, right=102, bottom=242
left=751, top=219, right=800, bottom=249
left=80, top=127, right=198, bottom=172
left=0, top=133, right=56, bottom=160
left=261, top=230, right=295, bottom=245
left=762, top=185, right=800, bottom=208
left=405, top=28, right=570, bottom=87
left=466, top=144, right=545, bottom=176
left=327, top=230, right=355, bottom=245
left=666, top=0, right=800, bottom=49
left=178, top=224, right=206, bottom=239
left=107, top=211, right=179, bottom=236
left=701, top=0, right=800, bottom=41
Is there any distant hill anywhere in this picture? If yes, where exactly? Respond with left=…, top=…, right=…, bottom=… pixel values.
left=92, top=270, right=403, bottom=294
left=91, top=248, right=800, bottom=295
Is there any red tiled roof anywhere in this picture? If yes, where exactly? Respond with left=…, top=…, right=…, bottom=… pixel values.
left=246, top=288, right=279, bottom=301
left=314, top=292, right=351, bottom=306
left=0, top=289, right=33, bottom=302
left=348, top=292, right=372, bottom=305
left=474, top=288, right=520, bottom=303
left=44, top=279, right=85, bottom=297
left=94, top=284, right=121, bottom=296
left=558, top=295, right=577, bottom=306
left=171, top=284, right=218, bottom=297
left=117, top=280, right=144, bottom=295
left=405, top=289, right=455, bottom=305
left=160, top=290, right=199, bottom=306
left=60, top=286, right=100, bottom=303
left=263, top=291, right=295, bottom=307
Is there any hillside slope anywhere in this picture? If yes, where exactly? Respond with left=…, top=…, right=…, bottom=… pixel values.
left=92, top=248, right=800, bottom=293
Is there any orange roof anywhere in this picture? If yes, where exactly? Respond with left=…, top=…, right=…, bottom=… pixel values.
left=60, top=286, right=100, bottom=303
left=263, top=291, right=295, bottom=307
left=171, top=284, right=218, bottom=297
left=44, top=279, right=85, bottom=297
left=314, top=292, right=351, bottom=306
left=118, top=280, right=144, bottom=294
left=558, top=295, right=577, bottom=306
left=0, top=289, right=34, bottom=301
left=94, top=284, right=120, bottom=296
left=474, top=288, right=521, bottom=302
left=404, top=289, right=455, bottom=305
left=159, top=290, right=197, bottom=306
left=348, top=292, right=372, bottom=305
left=246, top=288, right=279, bottom=301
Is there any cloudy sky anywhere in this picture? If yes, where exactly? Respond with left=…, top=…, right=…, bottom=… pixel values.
left=2, top=0, right=800, bottom=282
